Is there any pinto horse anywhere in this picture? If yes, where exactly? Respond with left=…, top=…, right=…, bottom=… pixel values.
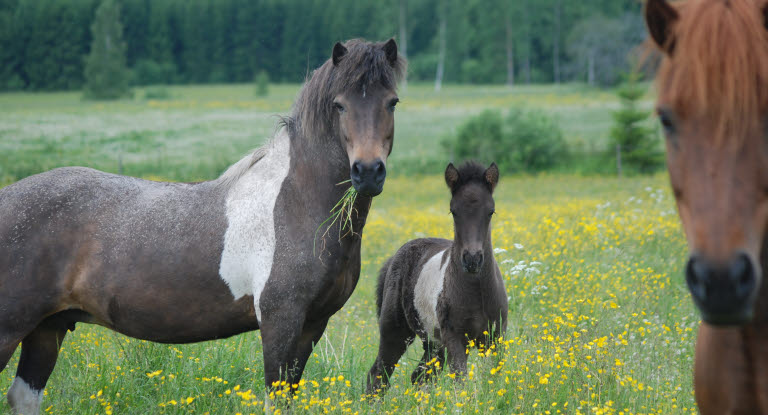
left=0, top=38, right=405, bottom=414
left=645, top=0, right=768, bottom=412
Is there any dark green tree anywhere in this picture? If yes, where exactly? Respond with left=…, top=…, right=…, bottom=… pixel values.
left=83, top=0, right=131, bottom=99
left=610, top=73, right=664, bottom=174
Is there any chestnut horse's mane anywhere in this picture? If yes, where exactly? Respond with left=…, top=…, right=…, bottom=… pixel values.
left=656, top=0, right=768, bottom=141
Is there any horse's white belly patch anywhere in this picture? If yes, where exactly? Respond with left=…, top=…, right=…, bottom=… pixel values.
left=219, top=130, right=291, bottom=323
left=414, top=250, right=449, bottom=338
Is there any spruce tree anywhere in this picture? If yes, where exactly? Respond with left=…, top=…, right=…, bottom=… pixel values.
left=610, top=72, right=664, bottom=174
left=83, top=0, right=130, bottom=100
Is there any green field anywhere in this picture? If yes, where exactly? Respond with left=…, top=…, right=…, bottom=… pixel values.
left=0, top=84, right=697, bottom=415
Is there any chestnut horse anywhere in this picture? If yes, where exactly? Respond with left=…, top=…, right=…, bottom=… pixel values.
left=0, top=39, right=404, bottom=414
left=646, top=0, right=768, bottom=412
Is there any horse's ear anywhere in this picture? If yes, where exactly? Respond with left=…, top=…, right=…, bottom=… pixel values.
left=763, top=3, right=768, bottom=32
left=382, top=38, right=398, bottom=66
left=645, top=0, right=678, bottom=54
left=445, top=163, right=459, bottom=192
left=484, top=163, right=499, bottom=193
left=332, top=42, right=348, bottom=66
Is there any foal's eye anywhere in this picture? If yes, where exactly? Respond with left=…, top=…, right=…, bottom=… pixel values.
left=334, top=102, right=346, bottom=113
left=388, top=98, right=399, bottom=113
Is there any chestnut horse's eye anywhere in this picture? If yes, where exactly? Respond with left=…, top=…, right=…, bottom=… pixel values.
left=658, top=109, right=676, bottom=136
left=334, top=102, right=346, bottom=113
left=388, top=98, right=399, bottom=113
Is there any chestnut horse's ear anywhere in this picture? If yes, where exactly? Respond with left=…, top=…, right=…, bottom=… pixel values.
left=445, top=163, right=459, bottom=192
left=645, top=0, right=678, bottom=54
left=763, top=3, right=768, bottom=32
left=382, top=38, right=398, bottom=66
left=332, top=42, right=348, bottom=66
left=484, top=163, right=499, bottom=193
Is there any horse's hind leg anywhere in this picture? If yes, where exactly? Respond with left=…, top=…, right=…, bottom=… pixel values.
left=410, top=340, right=445, bottom=385
left=7, top=324, right=67, bottom=415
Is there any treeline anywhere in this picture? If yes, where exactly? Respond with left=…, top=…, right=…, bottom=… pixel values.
left=0, top=0, right=645, bottom=91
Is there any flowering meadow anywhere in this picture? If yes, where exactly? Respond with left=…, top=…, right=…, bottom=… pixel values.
left=0, top=84, right=697, bottom=414
left=0, top=173, right=696, bottom=414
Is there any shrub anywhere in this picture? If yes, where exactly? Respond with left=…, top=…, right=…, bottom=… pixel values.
left=255, top=70, right=269, bottom=97
left=143, top=86, right=171, bottom=100
left=446, top=108, right=567, bottom=174
left=610, top=73, right=664, bottom=174
left=83, top=0, right=131, bottom=100
left=132, top=59, right=177, bottom=86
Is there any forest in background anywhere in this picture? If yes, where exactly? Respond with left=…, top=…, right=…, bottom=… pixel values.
left=0, top=0, right=646, bottom=91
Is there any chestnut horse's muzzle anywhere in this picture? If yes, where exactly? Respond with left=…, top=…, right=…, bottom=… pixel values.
left=350, top=159, right=386, bottom=196
left=686, top=253, right=760, bottom=326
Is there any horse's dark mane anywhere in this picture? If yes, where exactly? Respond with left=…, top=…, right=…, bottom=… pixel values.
left=452, top=161, right=490, bottom=192
left=283, top=39, right=407, bottom=141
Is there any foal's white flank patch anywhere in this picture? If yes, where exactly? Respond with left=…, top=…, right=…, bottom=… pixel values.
left=219, top=130, right=291, bottom=323
left=8, top=377, right=42, bottom=415
left=414, top=250, right=450, bottom=339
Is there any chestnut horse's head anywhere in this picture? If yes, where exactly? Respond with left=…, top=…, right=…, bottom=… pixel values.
left=646, top=0, right=768, bottom=325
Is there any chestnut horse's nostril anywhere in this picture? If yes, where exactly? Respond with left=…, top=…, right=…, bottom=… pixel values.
left=731, top=253, right=756, bottom=299
left=686, top=255, right=709, bottom=303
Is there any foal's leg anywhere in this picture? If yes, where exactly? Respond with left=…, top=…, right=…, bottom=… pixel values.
left=443, top=331, right=470, bottom=377
left=365, top=317, right=414, bottom=395
left=410, top=340, right=445, bottom=385
left=7, top=324, right=67, bottom=415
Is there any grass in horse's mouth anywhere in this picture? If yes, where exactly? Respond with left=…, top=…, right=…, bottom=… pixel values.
left=314, top=180, right=358, bottom=256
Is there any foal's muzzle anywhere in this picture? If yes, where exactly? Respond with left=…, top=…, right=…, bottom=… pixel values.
left=350, top=159, right=386, bottom=196
left=686, top=252, right=760, bottom=326
left=462, top=250, right=484, bottom=274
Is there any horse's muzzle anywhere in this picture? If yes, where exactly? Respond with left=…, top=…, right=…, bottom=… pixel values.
left=462, top=250, right=484, bottom=274
left=686, top=253, right=760, bottom=326
left=351, top=159, right=386, bottom=196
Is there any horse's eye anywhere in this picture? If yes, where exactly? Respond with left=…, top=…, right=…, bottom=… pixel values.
left=334, top=102, right=346, bottom=113
left=388, top=98, right=399, bottom=113
left=489, top=210, right=495, bottom=218
left=658, top=109, right=676, bottom=136
left=449, top=209, right=455, bottom=216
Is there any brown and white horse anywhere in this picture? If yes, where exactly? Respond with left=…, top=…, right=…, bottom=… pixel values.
left=0, top=38, right=405, bottom=414
left=645, top=0, right=768, bottom=412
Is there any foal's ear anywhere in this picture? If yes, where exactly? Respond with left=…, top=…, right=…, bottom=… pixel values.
left=382, top=38, right=398, bottom=66
left=332, top=42, right=348, bottom=66
left=484, top=163, right=499, bottom=193
left=445, top=163, right=459, bottom=192
left=645, top=0, right=678, bottom=54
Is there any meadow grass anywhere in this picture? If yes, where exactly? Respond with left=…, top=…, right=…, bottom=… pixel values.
left=0, top=83, right=695, bottom=415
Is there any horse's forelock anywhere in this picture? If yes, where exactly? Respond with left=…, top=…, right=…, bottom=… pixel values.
left=287, top=39, right=406, bottom=141
left=657, top=0, right=768, bottom=142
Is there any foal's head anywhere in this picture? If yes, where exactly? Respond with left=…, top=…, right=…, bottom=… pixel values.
left=445, top=162, right=499, bottom=274
left=646, top=0, right=768, bottom=325
left=292, top=38, right=406, bottom=196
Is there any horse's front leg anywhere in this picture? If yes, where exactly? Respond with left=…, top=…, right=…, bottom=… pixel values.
left=442, top=330, right=469, bottom=377
left=259, top=305, right=308, bottom=389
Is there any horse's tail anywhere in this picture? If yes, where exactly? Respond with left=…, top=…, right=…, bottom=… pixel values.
left=375, top=257, right=393, bottom=318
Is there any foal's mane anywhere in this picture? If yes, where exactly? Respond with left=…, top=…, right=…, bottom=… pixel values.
left=452, top=161, right=490, bottom=193
left=656, top=0, right=768, bottom=141
left=283, top=38, right=406, bottom=141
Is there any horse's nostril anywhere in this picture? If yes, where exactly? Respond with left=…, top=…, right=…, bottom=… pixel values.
left=351, top=161, right=363, bottom=177
left=731, top=253, right=756, bottom=298
left=686, top=256, right=708, bottom=302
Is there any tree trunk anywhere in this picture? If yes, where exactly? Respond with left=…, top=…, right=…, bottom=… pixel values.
left=435, top=14, right=446, bottom=92
left=553, top=0, right=561, bottom=84
left=506, top=17, right=514, bottom=86
left=399, top=0, right=408, bottom=90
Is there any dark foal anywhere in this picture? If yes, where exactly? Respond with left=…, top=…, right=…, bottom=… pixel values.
left=366, top=161, right=508, bottom=394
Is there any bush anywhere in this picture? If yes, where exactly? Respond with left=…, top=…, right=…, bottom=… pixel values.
left=255, top=70, right=269, bottom=97
left=83, top=0, right=131, bottom=100
left=446, top=108, right=567, bottom=174
left=610, top=73, right=664, bottom=174
left=132, top=59, right=177, bottom=86
left=143, top=86, right=171, bottom=100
